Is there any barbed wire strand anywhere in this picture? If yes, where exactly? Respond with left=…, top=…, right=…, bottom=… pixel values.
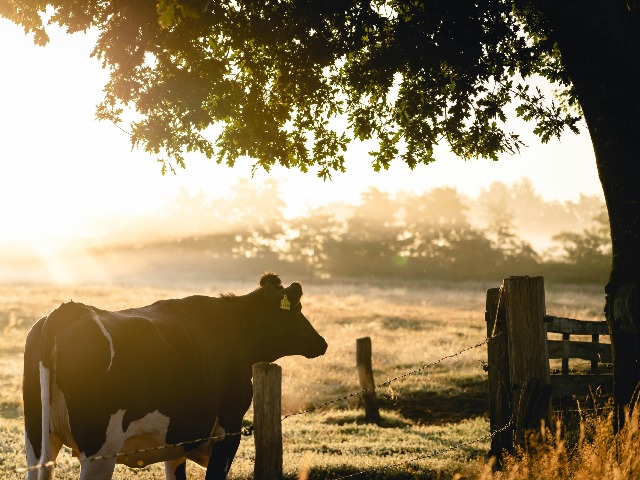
left=17, top=428, right=253, bottom=473
left=283, top=334, right=500, bottom=421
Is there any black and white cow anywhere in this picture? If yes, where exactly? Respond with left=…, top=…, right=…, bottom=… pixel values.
left=23, top=273, right=327, bottom=480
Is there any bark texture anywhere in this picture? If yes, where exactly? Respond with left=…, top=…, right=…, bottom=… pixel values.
left=536, top=0, right=640, bottom=429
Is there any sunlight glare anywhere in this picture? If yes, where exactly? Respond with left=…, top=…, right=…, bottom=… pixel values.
left=31, top=239, right=111, bottom=284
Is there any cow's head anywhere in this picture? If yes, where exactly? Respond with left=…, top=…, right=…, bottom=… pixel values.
left=253, top=273, right=327, bottom=362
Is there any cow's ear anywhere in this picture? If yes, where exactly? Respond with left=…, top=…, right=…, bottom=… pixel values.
left=278, top=283, right=302, bottom=311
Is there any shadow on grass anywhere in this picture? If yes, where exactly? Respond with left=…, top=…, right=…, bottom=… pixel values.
left=381, top=316, right=440, bottom=331
left=289, top=464, right=462, bottom=479
left=321, top=412, right=412, bottom=428
left=378, top=379, right=489, bottom=425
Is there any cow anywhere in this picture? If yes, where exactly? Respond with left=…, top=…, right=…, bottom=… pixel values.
left=23, top=273, right=327, bottom=480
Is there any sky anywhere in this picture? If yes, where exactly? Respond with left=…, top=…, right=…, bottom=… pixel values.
left=0, top=18, right=604, bottom=251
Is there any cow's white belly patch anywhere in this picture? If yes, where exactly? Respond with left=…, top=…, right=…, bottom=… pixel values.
left=64, top=407, right=224, bottom=469
left=83, top=409, right=181, bottom=468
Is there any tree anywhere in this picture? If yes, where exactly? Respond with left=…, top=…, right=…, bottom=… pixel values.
left=553, top=208, right=611, bottom=267
left=400, top=187, right=476, bottom=273
left=335, top=188, right=402, bottom=277
left=546, top=208, right=611, bottom=284
left=3, top=1, right=639, bottom=424
left=348, top=187, right=399, bottom=235
left=472, top=180, right=607, bottom=245
left=283, top=207, right=345, bottom=277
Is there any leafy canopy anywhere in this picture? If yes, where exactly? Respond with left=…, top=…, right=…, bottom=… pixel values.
left=1, top=0, right=580, bottom=176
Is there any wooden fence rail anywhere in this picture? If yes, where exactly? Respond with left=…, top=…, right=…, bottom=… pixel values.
left=486, top=276, right=613, bottom=459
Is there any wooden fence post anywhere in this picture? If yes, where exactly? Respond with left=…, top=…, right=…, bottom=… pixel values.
left=503, top=276, right=552, bottom=450
left=356, top=337, right=381, bottom=423
left=253, top=362, right=282, bottom=480
left=486, top=287, right=512, bottom=461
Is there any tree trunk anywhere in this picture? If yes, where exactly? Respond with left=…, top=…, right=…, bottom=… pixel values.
left=535, top=0, right=640, bottom=430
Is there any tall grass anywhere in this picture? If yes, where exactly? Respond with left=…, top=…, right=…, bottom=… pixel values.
left=477, top=405, right=640, bottom=480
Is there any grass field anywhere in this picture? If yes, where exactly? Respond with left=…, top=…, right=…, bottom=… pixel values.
left=0, top=278, right=606, bottom=479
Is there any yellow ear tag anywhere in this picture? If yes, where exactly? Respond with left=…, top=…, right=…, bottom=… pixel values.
left=280, top=295, right=290, bottom=310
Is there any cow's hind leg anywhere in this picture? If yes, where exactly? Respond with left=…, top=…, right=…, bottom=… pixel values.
left=204, top=433, right=241, bottom=480
left=164, top=458, right=187, bottom=480
left=24, top=408, right=42, bottom=480
left=24, top=433, right=38, bottom=480
left=79, top=456, right=117, bottom=480
left=34, top=434, right=61, bottom=480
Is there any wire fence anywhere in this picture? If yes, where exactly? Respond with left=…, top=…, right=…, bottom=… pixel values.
left=14, top=326, right=617, bottom=477
left=18, top=333, right=500, bottom=476
left=282, top=335, right=495, bottom=421
left=18, top=427, right=254, bottom=473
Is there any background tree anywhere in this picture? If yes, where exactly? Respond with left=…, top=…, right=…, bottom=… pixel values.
left=545, top=208, right=612, bottom=284
left=471, top=179, right=605, bottom=247
left=283, top=207, right=344, bottom=277
left=3, top=0, right=639, bottom=423
left=332, top=188, right=402, bottom=277
left=220, top=178, right=285, bottom=259
left=553, top=209, right=611, bottom=266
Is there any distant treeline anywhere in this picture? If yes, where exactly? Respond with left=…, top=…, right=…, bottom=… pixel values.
left=96, top=179, right=611, bottom=285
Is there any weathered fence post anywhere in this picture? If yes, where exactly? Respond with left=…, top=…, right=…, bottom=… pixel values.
left=253, top=362, right=282, bottom=480
left=356, top=337, right=381, bottom=423
left=485, top=287, right=512, bottom=461
left=503, top=276, right=552, bottom=449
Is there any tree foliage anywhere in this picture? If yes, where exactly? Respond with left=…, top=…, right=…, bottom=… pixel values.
left=1, top=0, right=580, bottom=175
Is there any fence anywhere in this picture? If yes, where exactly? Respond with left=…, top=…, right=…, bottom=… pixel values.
left=252, top=336, right=501, bottom=479
left=485, top=275, right=613, bottom=458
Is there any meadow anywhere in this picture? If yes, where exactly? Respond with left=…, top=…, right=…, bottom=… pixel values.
left=0, top=278, right=606, bottom=479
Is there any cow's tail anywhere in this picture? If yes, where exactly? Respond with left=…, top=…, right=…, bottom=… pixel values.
left=23, top=317, right=45, bottom=480
left=38, top=356, right=55, bottom=479
left=33, top=302, right=79, bottom=480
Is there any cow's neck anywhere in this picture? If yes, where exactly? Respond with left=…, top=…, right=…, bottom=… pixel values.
left=218, top=292, right=278, bottom=368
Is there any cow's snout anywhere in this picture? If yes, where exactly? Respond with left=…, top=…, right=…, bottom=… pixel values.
left=305, top=336, right=328, bottom=359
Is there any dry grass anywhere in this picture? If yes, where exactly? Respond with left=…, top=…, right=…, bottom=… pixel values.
left=0, top=278, right=609, bottom=479
left=477, top=405, right=640, bottom=480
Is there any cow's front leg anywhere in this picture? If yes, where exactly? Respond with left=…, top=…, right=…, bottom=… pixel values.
left=204, top=423, right=242, bottom=480
left=79, top=456, right=117, bottom=480
left=164, top=457, right=187, bottom=480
